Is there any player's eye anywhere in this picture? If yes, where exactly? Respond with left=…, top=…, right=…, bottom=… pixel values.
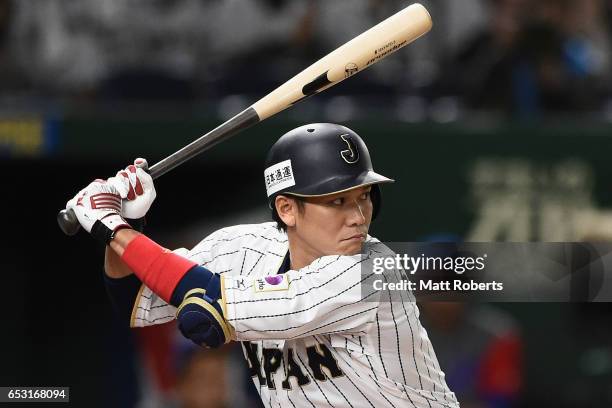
left=360, top=191, right=370, bottom=201
left=330, top=197, right=344, bottom=206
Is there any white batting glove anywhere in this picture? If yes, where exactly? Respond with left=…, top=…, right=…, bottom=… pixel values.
left=106, top=158, right=156, bottom=220
left=66, top=180, right=130, bottom=244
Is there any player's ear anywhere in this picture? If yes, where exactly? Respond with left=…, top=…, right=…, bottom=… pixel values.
left=275, top=195, right=297, bottom=228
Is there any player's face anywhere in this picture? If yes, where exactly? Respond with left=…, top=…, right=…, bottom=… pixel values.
left=295, top=185, right=373, bottom=258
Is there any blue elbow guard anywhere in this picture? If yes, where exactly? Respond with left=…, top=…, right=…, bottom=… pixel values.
left=176, top=274, right=232, bottom=348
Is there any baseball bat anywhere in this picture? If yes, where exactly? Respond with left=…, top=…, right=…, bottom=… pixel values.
left=58, top=3, right=432, bottom=235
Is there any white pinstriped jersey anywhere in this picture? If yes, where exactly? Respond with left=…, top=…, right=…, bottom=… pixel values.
left=131, top=222, right=459, bottom=408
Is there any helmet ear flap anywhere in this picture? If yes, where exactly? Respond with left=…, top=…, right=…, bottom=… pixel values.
left=371, top=184, right=382, bottom=220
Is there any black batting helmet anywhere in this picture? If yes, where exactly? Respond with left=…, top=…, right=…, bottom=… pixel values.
left=264, top=123, right=394, bottom=218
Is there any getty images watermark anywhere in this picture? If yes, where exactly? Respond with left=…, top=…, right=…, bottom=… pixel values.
left=360, top=242, right=612, bottom=302
left=371, top=252, right=503, bottom=292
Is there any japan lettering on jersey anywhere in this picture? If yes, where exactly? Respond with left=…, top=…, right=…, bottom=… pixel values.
left=131, top=222, right=460, bottom=408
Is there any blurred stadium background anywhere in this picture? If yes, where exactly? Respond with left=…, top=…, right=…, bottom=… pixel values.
left=1, top=0, right=612, bottom=407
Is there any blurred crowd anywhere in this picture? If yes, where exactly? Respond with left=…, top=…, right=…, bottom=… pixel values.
left=1, top=0, right=612, bottom=119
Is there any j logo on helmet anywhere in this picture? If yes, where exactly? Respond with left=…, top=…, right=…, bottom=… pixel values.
left=340, top=134, right=359, bottom=164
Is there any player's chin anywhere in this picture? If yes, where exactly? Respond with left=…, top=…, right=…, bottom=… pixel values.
left=338, top=240, right=364, bottom=255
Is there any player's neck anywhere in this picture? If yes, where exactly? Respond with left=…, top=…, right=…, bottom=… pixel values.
left=286, top=234, right=319, bottom=270
left=287, top=248, right=316, bottom=271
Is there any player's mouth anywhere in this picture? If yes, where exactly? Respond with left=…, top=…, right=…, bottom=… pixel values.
left=343, top=233, right=366, bottom=242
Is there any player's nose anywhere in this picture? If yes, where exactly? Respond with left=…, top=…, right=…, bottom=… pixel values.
left=347, top=199, right=367, bottom=226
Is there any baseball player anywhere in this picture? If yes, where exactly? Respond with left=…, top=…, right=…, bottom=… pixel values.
left=66, top=123, right=460, bottom=407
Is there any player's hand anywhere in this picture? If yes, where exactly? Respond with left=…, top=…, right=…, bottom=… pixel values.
left=65, top=179, right=130, bottom=244
left=106, top=158, right=156, bottom=220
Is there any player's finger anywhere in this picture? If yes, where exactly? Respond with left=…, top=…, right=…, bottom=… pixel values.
left=134, top=158, right=148, bottom=171
left=119, top=170, right=136, bottom=200
left=107, top=176, right=129, bottom=199
left=134, top=165, right=155, bottom=198
left=127, top=165, right=144, bottom=195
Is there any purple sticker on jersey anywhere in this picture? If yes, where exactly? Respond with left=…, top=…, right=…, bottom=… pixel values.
left=265, top=275, right=284, bottom=286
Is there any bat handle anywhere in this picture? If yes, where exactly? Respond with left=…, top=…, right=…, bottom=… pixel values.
left=57, top=208, right=81, bottom=236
